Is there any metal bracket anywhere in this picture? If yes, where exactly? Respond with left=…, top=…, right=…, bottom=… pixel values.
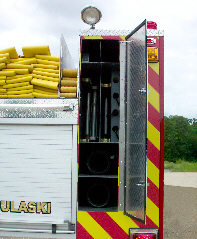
left=139, top=88, right=147, bottom=94
left=68, top=222, right=75, bottom=231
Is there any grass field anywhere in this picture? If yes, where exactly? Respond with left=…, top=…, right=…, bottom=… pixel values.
left=164, top=160, right=197, bottom=172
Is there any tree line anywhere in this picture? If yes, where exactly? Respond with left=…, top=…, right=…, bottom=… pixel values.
left=164, top=115, right=197, bottom=162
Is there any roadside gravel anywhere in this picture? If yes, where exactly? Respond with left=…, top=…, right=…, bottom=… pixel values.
left=163, top=185, right=197, bottom=238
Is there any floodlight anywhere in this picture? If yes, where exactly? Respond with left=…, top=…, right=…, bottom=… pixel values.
left=81, top=6, right=102, bottom=29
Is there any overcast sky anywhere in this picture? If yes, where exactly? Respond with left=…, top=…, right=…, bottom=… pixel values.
left=0, top=0, right=197, bottom=119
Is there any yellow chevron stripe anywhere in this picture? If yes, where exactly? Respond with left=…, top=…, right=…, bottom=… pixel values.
left=147, top=198, right=159, bottom=227
left=107, top=211, right=139, bottom=234
left=83, top=36, right=103, bottom=40
left=148, top=84, right=160, bottom=112
left=78, top=211, right=112, bottom=239
left=147, top=158, right=159, bottom=188
left=148, top=121, right=160, bottom=150
left=120, top=36, right=126, bottom=41
left=149, top=62, right=159, bottom=75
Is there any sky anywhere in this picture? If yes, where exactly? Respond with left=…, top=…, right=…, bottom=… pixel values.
left=0, top=0, right=197, bottom=119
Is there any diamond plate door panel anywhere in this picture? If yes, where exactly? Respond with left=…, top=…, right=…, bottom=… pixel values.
left=124, top=20, right=147, bottom=223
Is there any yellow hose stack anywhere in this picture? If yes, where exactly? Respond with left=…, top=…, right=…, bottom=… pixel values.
left=60, top=69, right=78, bottom=98
left=31, top=54, right=60, bottom=98
left=0, top=45, right=78, bottom=99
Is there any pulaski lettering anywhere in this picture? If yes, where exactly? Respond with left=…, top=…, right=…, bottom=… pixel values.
left=0, top=201, right=51, bottom=214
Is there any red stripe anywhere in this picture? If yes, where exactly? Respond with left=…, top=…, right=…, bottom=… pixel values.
left=133, top=216, right=158, bottom=229
left=147, top=178, right=159, bottom=208
left=147, top=139, right=160, bottom=169
left=88, top=212, right=128, bottom=239
left=102, top=36, right=124, bottom=41
left=148, top=102, right=160, bottom=131
left=148, top=65, right=159, bottom=93
left=77, top=221, right=94, bottom=239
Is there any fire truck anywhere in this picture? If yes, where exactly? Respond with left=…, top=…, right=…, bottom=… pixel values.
left=0, top=6, right=164, bottom=239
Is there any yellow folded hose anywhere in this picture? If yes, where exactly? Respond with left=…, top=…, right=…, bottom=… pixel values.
left=0, top=47, right=18, bottom=59
left=3, top=82, right=30, bottom=89
left=22, top=45, right=51, bottom=58
left=7, top=85, right=33, bottom=91
left=0, top=94, right=7, bottom=98
left=0, top=76, right=6, bottom=80
left=3, top=69, right=29, bottom=75
left=32, top=64, right=58, bottom=70
left=7, top=74, right=31, bottom=80
left=33, top=89, right=57, bottom=95
left=62, top=69, right=77, bottom=78
left=7, top=89, right=33, bottom=95
left=0, top=71, right=16, bottom=76
left=31, top=78, right=58, bottom=90
left=0, top=88, right=6, bottom=93
left=0, top=63, right=6, bottom=70
left=61, top=87, right=77, bottom=93
left=7, top=64, right=33, bottom=73
left=62, top=77, right=77, bottom=81
left=32, top=74, right=59, bottom=82
left=7, top=93, right=34, bottom=98
left=0, top=80, right=6, bottom=85
left=15, top=58, right=37, bottom=65
left=6, top=76, right=32, bottom=84
left=35, top=68, right=59, bottom=74
left=61, top=80, right=77, bottom=87
left=33, top=85, right=58, bottom=93
left=33, top=92, right=58, bottom=98
left=0, top=57, right=8, bottom=63
left=36, top=59, right=59, bottom=67
left=33, top=70, right=59, bottom=78
left=60, top=93, right=76, bottom=98
left=36, top=55, right=60, bottom=62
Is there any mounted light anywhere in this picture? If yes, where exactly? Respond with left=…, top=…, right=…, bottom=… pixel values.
left=147, top=21, right=157, bottom=30
left=81, top=6, right=102, bottom=29
left=148, top=47, right=158, bottom=62
left=130, top=228, right=158, bottom=239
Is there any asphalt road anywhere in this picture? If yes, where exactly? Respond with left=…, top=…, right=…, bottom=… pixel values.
left=163, top=172, right=197, bottom=238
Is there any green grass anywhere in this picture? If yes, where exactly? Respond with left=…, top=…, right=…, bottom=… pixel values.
left=164, top=160, right=197, bottom=172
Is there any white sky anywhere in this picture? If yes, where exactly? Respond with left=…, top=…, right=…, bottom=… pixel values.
left=0, top=0, right=197, bottom=119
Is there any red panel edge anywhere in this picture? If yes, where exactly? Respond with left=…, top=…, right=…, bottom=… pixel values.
left=159, top=36, right=164, bottom=239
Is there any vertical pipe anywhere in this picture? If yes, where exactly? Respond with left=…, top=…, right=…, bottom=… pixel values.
left=104, top=97, right=108, bottom=136
left=86, top=91, right=91, bottom=139
left=90, top=86, right=97, bottom=141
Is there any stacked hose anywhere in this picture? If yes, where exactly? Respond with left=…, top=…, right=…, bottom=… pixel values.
left=0, top=46, right=78, bottom=98
left=60, top=68, right=77, bottom=98
left=0, top=47, right=33, bottom=98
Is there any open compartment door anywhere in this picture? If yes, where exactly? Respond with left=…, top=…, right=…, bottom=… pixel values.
left=124, top=20, right=148, bottom=223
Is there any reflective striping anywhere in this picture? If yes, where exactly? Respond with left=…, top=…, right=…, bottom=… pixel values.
left=77, top=222, right=94, bottom=239
left=77, top=212, right=112, bottom=239
left=147, top=139, right=160, bottom=169
left=107, top=211, right=139, bottom=234
left=149, top=62, right=159, bottom=75
left=148, top=102, right=160, bottom=132
left=120, top=36, right=126, bottom=41
left=148, top=121, right=160, bottom=151
left=147, top=178, right=159, bottom=208
left=146, top=198, right=159, bottom=227
left=148, top=84, right=160, bottom=112
left=83, top=36, right=103, bottom=40
left=147, top=158, right=159, bottom=188
left=89, top=212, right=128, bottom=239
left=148, top=65, right=159, bottom=93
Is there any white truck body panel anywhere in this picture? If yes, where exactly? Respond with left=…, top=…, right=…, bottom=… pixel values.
left=0, top=99, right=78, bottom=238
